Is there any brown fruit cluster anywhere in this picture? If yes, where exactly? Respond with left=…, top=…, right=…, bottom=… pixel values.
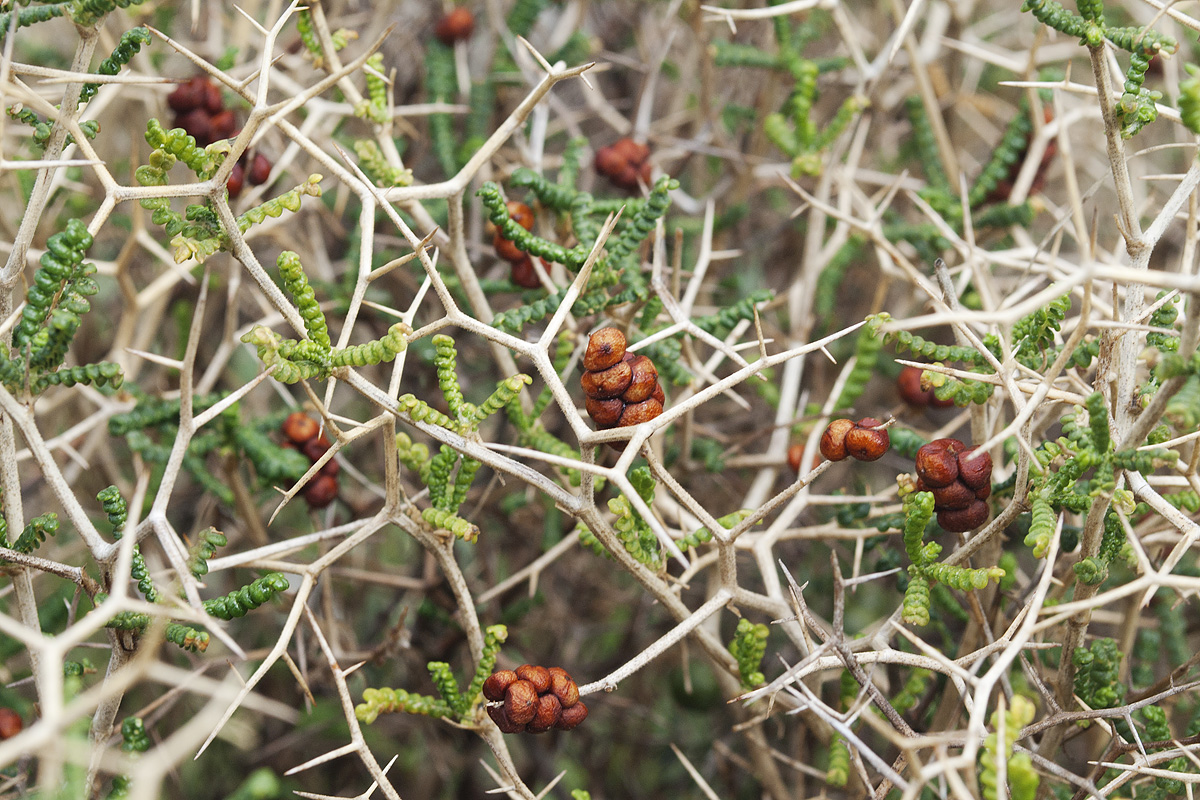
left=483, top=665, right=588, bottom=734
left=594, top=137, right=652, bottom=191
left=166, top=75, right=272, bottom=198
left=820, top=417, right=890, bottom=462
left=914, top=438, right=992, bottom=532
left=492, top=201, right=541, bottom=289
left=897, top=365, right=954, bottom=409
left=281, top=412, right=340, bottom=508
left=434, top=7, right=475, bottom=45
left=582, top=328, right=665, bottom=429
left=0, top=708, right=21, bottom=740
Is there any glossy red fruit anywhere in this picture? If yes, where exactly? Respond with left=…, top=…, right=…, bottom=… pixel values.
left=583, top=328, right=627, bottom=372
left=304, top=474, right=338, bottom=508
left=483, top=670, right=519, bottom=702
left=555, top=700, right=588, bottom=730
left=226, top=162, right=245, bottom=198
left=515, top=664, right=551, bottom=694
left=510, top=255, right=540, bottom=289
left=208, top=109, right=237, bottom=142
left=282, top=412, right=319, bottom=444
left=819, top=419, right=855, bottom=462
left=937, top=500, right=989, bottom=532
left=844, top=417, right=889, bottom=461
left=434, top=7, right=475, bottom=45
left=493, top=232, right=526, bottom=263
left=246, top=152, right=272, bottom=185
left=0, top=708, right=21, bottom=740
left=174, top=108, right=212, bottom=145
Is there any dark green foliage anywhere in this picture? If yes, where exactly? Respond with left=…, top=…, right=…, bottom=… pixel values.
left=834, top=314, right=886, bottom=410
left=0, top=3, right=69, bottom=40
left=1012, top=295, right=1070, bottom=368
left=891, top=331, right=990, bottom=365
left=203, top=573, right=289, bottom=619
left=120, top=718, right=150, bottom=753
left=1022, top=0, right=1177, bottom=136
left=425, top=41, right=458, bottom=178
left=901, top=491, right=1004, bottom=625
left=968, top=102, right=1036, bottom=208
left=72, top=0, right=152, bottom=27
left=187, top=528, right=227, bottom=579
left=1147, top=291, right=1180, bottom=353
left=728, top=618, right=769, bottom=689
left=1072, top=638, right=1130, bottom=737
left=80, top=27, right=152, bottom=104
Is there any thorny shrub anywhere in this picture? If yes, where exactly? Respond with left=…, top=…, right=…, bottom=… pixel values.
left=0, top=0, right=1199, bottom=799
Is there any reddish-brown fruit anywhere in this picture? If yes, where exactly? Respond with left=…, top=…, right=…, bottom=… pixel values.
left=510, top=255, right=540, bottom=289
left=956, top=448, right=993, bottom=491
left=515, top=664, right=552, bottom=694
left=493, top=231, right=526, bottom=263
left=174, top=108, right=212, bottom=145
left=208, top=109, right=237, bottom=143
left=618, top=397, right=663, bottom=427
left=318, top=456, right=341, bottom=478
left=975, top=483, right=992, bottom=502
left=483, top=670, right=519, bottom=702
left=555, top=700, right=588, bottom=730
left=304, top=474, right=339, bottom=508
left=611, top=137, right=650, bottom=164
left=937, top=500, right=989, bottom=533
left=201, top=79, right=223, bottom=113
left=434, top=7, right=475, bottom=45
left=526, top=693, right=563, bottom=733
left=167, top=78, right=205, bottom=112
left=787, top=443, right=804, bottom=473
left=585, top=396, right=625, bottom=428
left=651, top=383, right=665, bottom=404
left=915, top=443, right=959, bottom=488
left=302, top=436, right=331, bottom=463
left=929, top=437, right=966, bottom=455
left=845, top=418, right=889, bottom=462
left=547, top=667, right=579, bottom=708
left=820, top=419, right=855, bottom=462
left=621, top=355, right=659, bottom=403
left=583, top=328, right=627, bottom=371
left=581, top=360, right=633, bottom=399
left=487, top=703, right=525, bottom=734
left=593, top=147, right=625, bottom=179
left=897, top=365, right=933, bottom=405
left=931, top=480, right=975, bottom=511
left=506, top=201, right=535, bottom=231
left=282, top=412, right=319, bottom=444
left=246, top=152, right=272, bottom=185
left=504, top=680, right=538, bottom=726
left=0, top=708, right=21, bottom=740
left=226, top=162, right=245, bottom=198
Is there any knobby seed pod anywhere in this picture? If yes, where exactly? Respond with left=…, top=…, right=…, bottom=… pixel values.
left=914, top=438, right=992, bottom=532
left=820, top=418, right=890, bottom=462
left=582, top=329, right=665, bottom=430
left=485, top=664, right=586, bottom=734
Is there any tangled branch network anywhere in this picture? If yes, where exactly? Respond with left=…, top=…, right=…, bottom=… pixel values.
left=2, top=0, right=1200, bottom=799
